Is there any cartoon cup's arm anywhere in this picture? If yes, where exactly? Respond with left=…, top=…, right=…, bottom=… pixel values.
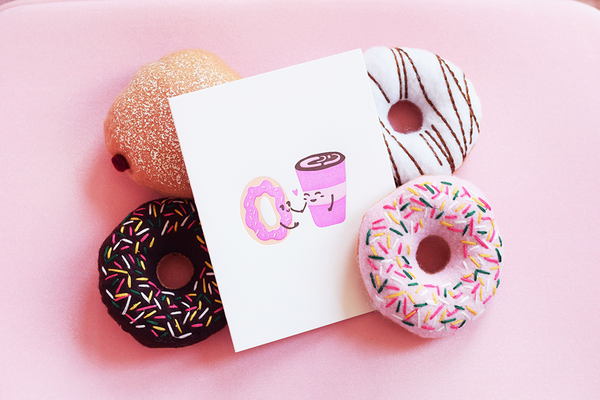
left=280, top=200, right=307, bottom=213
left=328, top=194, right=335, bottom=212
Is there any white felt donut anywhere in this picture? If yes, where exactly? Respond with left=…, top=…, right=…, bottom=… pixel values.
left=358, top=175, right=502, bottom=338
left=364, top=47, right=482, bottom=186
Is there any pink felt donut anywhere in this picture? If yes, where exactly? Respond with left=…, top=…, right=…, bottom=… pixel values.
left=358, top=175, right=503, bottom=338
left=240, top=177, right=294, bottom=244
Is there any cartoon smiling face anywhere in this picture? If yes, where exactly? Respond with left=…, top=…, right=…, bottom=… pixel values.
left=302, top=190, right=338, bottom=212
left=304, top=191, right=326, bottom=204
left=299, top=184, right=347, bottom=227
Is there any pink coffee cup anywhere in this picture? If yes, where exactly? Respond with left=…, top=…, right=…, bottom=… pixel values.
left=295, top=151, right=346, bottom=227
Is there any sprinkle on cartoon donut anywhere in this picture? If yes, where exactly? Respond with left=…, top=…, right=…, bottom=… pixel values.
left=240, top=177, right=296, bottom=244
left=358, top=175, right=502, bottom=338
left=364, top=47, right=482, bottom=186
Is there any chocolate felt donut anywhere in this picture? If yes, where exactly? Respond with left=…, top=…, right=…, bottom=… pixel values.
left=98, top=198, right=226, bottom=348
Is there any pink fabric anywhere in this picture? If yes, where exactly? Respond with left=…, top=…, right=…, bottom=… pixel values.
left=1, top=0, right=600, bottom=399
left=574, top=0, right=600, bottom=8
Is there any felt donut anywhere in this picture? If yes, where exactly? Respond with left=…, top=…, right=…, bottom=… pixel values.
left=240, top=177, right=294, bottom=244
left=98, top=198, right=226, bottom=348
left=105, top=49, right=241, bottom=198
left=363, top=47, right=481, bottom=186
left=358, top=175, right=503, bottom=338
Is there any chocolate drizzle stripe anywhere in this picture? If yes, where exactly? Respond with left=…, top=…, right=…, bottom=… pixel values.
left=438, top=59, right=471, bottom=104
left=436, top=56, right=467, bottom=157
left=380, top=127, right=401, bottom=186
left=396, top=48, right=466, bottom=162
left=368, top=71, right=390, bottom=103
left=419, top=132, right=443, bottom=166
left=438, top=56, right=481, bottom=147
left=380, top=119, right=424, bottom=177
left=463, top=74, right=480, bottom=145
left=393, top=48, right=408, bottom=99
left=391, top=48, right=403, bottom=100
left=426, top=126, right=456, bottom=172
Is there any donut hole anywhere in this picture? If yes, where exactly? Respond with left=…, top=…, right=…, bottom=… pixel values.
left=387, top=100, right=423, bottom=134
left=156, top=253, right=194, bottom=289
left=416, top=235, right=451, bottom=274
left=258, top=194, right=278, bottom=229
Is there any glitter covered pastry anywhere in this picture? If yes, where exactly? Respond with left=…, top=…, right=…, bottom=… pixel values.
left=358, top=175, right=502, bottom=338
left=98, top=198, right=226, bottom=348
left=364, top=47, right=481, bottom=186
left=105, top=49, right=241, bottom=197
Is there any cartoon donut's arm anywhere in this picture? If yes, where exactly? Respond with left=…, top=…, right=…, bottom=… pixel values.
left=280, top=221, right=300, bottom=230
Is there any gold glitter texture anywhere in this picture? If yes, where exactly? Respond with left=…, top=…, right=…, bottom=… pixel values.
left=104, top=49, right=241, bottom=197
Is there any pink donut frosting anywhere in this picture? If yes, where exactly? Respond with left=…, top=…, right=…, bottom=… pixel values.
left=358, top=175, right=503, bottom=338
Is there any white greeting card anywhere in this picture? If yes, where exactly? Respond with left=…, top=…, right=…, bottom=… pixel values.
left=169, top=49, right=395, bottom=351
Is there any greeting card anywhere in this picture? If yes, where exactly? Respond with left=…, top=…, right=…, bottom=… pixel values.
left=169, top=49, right=395, bottom=351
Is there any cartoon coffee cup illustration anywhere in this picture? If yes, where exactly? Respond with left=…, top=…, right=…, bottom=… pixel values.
left=240, top=151, right=347, bottom=244
left=295, top=151, right=346, bottom=227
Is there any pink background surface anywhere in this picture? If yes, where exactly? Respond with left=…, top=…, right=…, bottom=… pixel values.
left=1, top=0, right=600, bottom=398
